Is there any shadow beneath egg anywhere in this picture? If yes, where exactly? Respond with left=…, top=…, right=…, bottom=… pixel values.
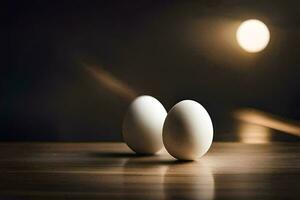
left=87, top=152, right=155, bottom=158
left=123, top=158, right=194, bottom=167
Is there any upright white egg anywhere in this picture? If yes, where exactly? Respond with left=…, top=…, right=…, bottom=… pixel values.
left=122, top=95, right=167, bottom=154
left=163, top=100, right=213, bottom=160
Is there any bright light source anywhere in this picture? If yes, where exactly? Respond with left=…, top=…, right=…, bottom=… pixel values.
left=236, top=19, right=270, bottom=53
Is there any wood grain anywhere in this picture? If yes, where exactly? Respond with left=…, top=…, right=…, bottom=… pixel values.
left=0, top=142, right=299, bottom=199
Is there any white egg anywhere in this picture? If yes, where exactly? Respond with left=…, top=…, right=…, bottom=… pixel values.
left=122, top=95, right=167, bottom=154
left=163, top=100, right=213, bottom=160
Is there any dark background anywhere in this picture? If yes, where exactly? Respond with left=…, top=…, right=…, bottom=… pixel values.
left=4, top=0, right=300, bottom=141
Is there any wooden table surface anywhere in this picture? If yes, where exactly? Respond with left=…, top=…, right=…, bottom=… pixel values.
left=0, top=142, right=299, bottom=200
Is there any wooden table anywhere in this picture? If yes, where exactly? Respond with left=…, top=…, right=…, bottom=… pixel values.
left=0, top=142, right=299, bottom=199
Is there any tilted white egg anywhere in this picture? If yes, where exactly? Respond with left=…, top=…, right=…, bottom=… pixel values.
left=163, top=100, right=213, bottom=160
left=122, top=95, right=167, bottom=154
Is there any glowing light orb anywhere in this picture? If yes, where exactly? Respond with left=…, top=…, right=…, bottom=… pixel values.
left=236, top=19, right=270, bottom=53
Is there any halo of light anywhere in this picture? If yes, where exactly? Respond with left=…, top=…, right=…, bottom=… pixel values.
left=236, top=19, right=270, bottom=53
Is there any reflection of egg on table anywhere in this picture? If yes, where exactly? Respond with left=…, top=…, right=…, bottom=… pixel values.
left=163, top=100, right=213, bottom=160
left=122, top=95, right=167, bottom=154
